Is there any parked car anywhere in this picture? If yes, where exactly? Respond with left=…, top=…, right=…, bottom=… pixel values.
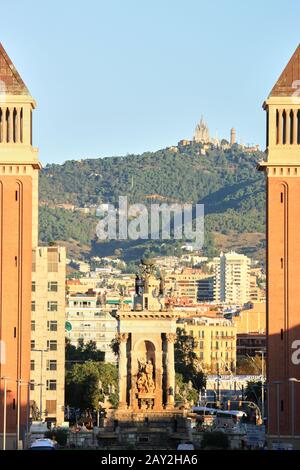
left=177, top=442, right=195, bottom=450
left=29, top=438, right=57, bottom=450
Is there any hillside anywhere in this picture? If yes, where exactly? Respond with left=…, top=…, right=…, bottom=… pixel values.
left=39, top=143, right=266, bottom=262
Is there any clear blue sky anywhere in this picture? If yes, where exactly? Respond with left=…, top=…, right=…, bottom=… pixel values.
left=1, top=0, right=300, bottom=164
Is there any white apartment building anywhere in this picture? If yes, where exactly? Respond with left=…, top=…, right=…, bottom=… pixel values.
left=65, top=293, right=117, bottom=363
left=31, top=246, right=66, bottom=425
left=213, top=251, right=251, bottom=306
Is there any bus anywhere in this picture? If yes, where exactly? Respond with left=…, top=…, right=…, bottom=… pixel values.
left=190, top=406, right=218, bottom=427
left=215, top=410, right=247, bottom=429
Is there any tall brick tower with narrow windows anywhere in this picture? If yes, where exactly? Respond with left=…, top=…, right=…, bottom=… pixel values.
left=0, top=43, right=40, bottom=449
left=259, top=45, right=300, bottom=448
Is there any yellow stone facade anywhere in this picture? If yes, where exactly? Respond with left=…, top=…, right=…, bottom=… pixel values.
left=30, top=246, right=66, bottom=425
left=179, top=317, right=237, bottom=374
left=235, top=302, right=266, bottom=334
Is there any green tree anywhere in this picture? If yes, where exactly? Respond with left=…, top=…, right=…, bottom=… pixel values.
left=174, top=328, right=206, bottom=391
left=245, top=380, right=263, bottom=406
left=65, top=338, right=105, bottom=369
left=175, top=372, right=198, bottom=405
left=236, top=355, right=265, bottom=375
left=65, top=361, right=118, bottom=411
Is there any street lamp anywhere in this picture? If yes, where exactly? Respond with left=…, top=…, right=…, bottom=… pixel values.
left=1, top=376, right=11, bottom=450
left=16, top=380, right=31, bottom=450
left=289, top=377, right=300, bottom=438
left=32, top=349, right=47, bottom=420
left=1, top=377, right=30, bottom=450
left=256, top=349, right=266, bottom=421
left=272, top=381, right=282, bottom=442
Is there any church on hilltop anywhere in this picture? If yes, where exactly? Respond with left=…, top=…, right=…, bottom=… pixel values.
left=193, top=115, right=211, bottom=144
left=176, top=116, right=259, bottom=152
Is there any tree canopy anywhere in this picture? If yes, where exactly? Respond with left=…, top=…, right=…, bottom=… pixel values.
left=38, top=145, right=266, bottom=262
left=65, top=360, right=118, bottom=411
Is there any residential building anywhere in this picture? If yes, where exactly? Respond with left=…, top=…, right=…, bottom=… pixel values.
left=31, top=246, right=66, bottom=425
left=165, top=268, right=208, bottom=303
left=235, top=302, right=266, bottom=335
left=65, top=293, right=117, bottom=363
left=197, top=276, right=215, bottom=302
left=178, top=317, right=237, bottom=374
left=213, top=251, right=251, bottom=305
left=249, top=274, right=266, bottom=302
left=237, top=333, right=266, bottom=357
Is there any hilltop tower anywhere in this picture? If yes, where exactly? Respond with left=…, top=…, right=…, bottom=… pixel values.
left=0, top=44, right=40, bottom=448
left=230, top=127, right=236, bottom=146
left=258, top=44, right=300, bottom=448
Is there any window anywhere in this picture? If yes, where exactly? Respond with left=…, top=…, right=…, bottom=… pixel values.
left=47, top=340, right=57, bottom=351
left=47, top=301, right=58, bottom=312
left=48, top=263, right=58, bottom=272
left=46, top=400, right=57, bottom=414
left=31, top=281, right=36, bottom=292
left=31, top=301, right=35, bottom=312
left=200, top=352, right=204, bottom=360
left=30, top=360, right=35, bottom=371
left=31, top=321, right=35, bottom=332
left=199, top=341, right=204, bottom=349
left=46, top=380, right=57, bottom=391
left=30, top=380, right=35, bottom=391
left=48, top=281, right=58, bottom=292
left=47, top=360, right=57, bottom=371
left=47, top=321, right=57, bottom=332
left=31, top=340, right=35, bottom=350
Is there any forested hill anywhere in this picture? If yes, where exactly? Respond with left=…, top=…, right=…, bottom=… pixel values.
left=39, top=143, right=266, bottom=262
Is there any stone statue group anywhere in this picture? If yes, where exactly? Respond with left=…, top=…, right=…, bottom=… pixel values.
left=137, top=359, right=155, bottom=394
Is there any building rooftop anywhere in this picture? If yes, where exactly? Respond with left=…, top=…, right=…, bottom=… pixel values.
left=0, top=43, right=30, bottom=95
left=269, top=44, right=300, bottom=97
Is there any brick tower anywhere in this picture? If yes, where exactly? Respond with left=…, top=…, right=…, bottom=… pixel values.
left=0, top=43, right=40, bottom=448
left=259, top=44, right=300, bottom=448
